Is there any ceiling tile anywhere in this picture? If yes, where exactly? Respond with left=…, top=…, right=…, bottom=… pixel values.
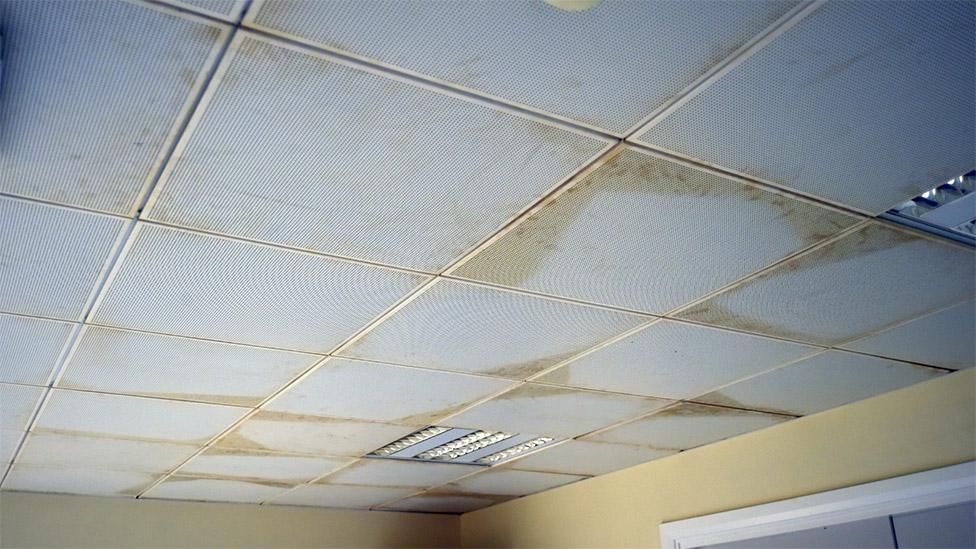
left=35, top=390, right=247, bottom=445
left=215, top=411, right=417, bottom=458
left=179, top=448, right=350, bottom=483
left=3, top=466, right=160, bottom=497
left=0, top=314, right=74, bottom=385
left=2, top=430, right=24, bottom=465
left=444, top=383, right=670, bottom=439
left=453, top=148, right=857, bottom=313
left=92, top=224, right=428, bottom=352
left=271, top=483, right=417, bottom=509
left=267, top=358, right=512, bottom=425
left=60, top=327, right=321, bottom=407
left=0, top=383, right=44, bottom=432
left=537, top=319, right=816, bottom=399
left=249, top=0, right=798, bottom=133
left=635, top=1, right=975, bottom=214
left=164, top=0, right=244, bottom=21
left=380, top=492, right=511, bottom=514
left=324, top=459, right=478, bottom=489
left=0, top=198, right=125, bottom=320
left=144, top=476, right=292, bottom=503
left=16, top=432, right=197, bottom=473
left=586, top=402, right=790, bottom=449
left=678, top=223, right=976, bottom=345
left=697, top=351, right=947, bottom=416
left=341, top=280, right=647, bottom=379
left=446, top=468, right=585, bottom=497
left=507, top=440, right=674, bottom=476
left=147, top=36, right=609, bottom=272
left=0, top=0, right=226, bottom=214
left=840, top=301, right=975, bottom=371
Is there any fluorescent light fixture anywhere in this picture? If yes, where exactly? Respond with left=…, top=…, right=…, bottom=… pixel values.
left=368, top=426, right=556, bottom=465
left=371, top=426, right=450, bottom=456
left=883, top=170, right=975, bottom=246
left=477, top=437, right=556, bottom=464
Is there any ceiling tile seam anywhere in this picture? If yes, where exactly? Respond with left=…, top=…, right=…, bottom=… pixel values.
left=833, top=296, right=976, bottom=348
left=147, top=0, right=245, bottom=24
left=82, top=320, right=331, bottom=355
left=258, top=458, right=368, bottom=506
left=0, top=310, right=78, bottom=327
left=129, top=0, right=239, bottom=27
left=622, top=0, right=826, bottom=139
left=320, top=355, right=528, bottom=386
left=0, top=192, right=130, bottom=222
left=23, top=384, right=256, bottom=410
left=0, top=387, right=52, bottom=486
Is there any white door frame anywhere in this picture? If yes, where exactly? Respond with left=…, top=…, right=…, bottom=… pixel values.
left=659, top=461, right=975, bottom=549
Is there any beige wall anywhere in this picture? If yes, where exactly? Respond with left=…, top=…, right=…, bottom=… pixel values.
left=461, top=368, right=976, bottom=548
left=0, top=492, right=459, bottom=548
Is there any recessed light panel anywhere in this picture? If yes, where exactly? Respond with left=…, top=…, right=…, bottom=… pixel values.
left=367, top=426, right=557, bottom=466
left=884, top=171, right=976, bottom=245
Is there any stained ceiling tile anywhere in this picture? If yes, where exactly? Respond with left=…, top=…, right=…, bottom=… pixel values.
left=444, top=383, right=670, bottom=439
left=380, top=492, right=511, bottom=514
left=586, top=402, right=790, bottom=450
left=507, top=440, right=674, bottom=477
left=3, top=466, right=160, bottom=497
left=678, top=223, right=976, bottom=345
left=215, top=411, right=418, bottom=458
left=249, top=0, right=798, bottom=133
left=0, top=314, right=74, bottom=386
left=840, top=301, right=975, bottom=371
left=267, top=358, right=512, bottom=425
left=0, top=383, right=44, bottom=432
left=341, top=280, right=647, bottom=379
left=635, top=1, right=975, bottom=214
left=2, top=430, right=24, bottom=465
left=179, top=448, right=350, bottom=483
left=453, top=148, right=857, bottom=313
left=16, top=432, right=198, bottom=473
left=697, top=351, right=947, bottom=417
left=144, top=476, right=293, bottom=503
left=271, top=483, right=417, bottom=509
left=35, top=390, right=247, bottom=445
left=324, top=459, right=478, bottom=489
left=0, top=198, right=125, bottom=321
left=537, top=319, right=816, bottom=399
left=147, top=35, right=609, bottom=272
left=446, top=468, right=585, bottom=497
left=91, top=224, right=428, bottom=353
left=60, top=327, right=321, bottom=407
left=0, top=0, right=226, bottom=214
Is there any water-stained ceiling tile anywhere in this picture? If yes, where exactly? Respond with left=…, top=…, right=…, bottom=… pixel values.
left=179, top=448, right=350, bottom=483
left=144, top=476, right=293, bottom=503
left=452, top=148, right=858, bottom=313
left=147, top=35, right=609, bottom=272
left=2, top=430, right=24, bottom=465
left=60, top=327, right=321, bottom=407
left=445, top=468, right=585, bottom=497
left=0, top=314, right=74, bottom=386
left=267, top=358, right=513, bottom=425
left=0, top=383, right=45, bottom=432
left=340, top=280, right=647, bottom=380
left=91, top=224, right=428, bottom=353
left=0, top=199, right=125, bottom=321
left=248, top=0, right=798, bottom=133
left=585, top=402, right=790, bottom=449
left=271, top=483, right=417, bottom=509
left=444, top=383, right=670, bottom=439
left=379, top=492, right=512, bottom=514
left=2, top=466, right=161, bottom=497
left=537, top=319, right=816, bottom=399
left=34, top=390, right=247, bottom=445
left=677, top=223, right=976, bottom=345
left=635, top=1, right=975, bottom=214
left=840, top=301, right=975, bottom=371
left=507, top=440, right=674, bottom=476
left=0, top=0, right=226, bottom=215
left=16, top=432, right=198, bottom=473
left=214, top=411, right=417, bottom=458
left=324, top=459, right=478, bottom=489
left=697, top=351, right=947, bottom=417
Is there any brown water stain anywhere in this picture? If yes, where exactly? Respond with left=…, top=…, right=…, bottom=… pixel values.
left=31, top=427, right=211, bottom=447
left=486, top=349, right=585, bottom=380
left=163, top=475, right=295, bottom=490
left=496, top=383, right=583, bottom=402
left=395, top=397, right=489, bottom=426
left=131, top=391, right=261, bottom=408
left=213, top=430, right=279, bottom=453
left=695, top=392, right=801, bottom=418
left=677, top=300, right=818, bottom=344
left=117, top=474, right=167, bottom=497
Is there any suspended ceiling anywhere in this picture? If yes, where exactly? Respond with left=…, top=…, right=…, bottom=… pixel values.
left=0, top=0, right=973, bottom=515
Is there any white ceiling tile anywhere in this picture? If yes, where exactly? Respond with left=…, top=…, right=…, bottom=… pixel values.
left=180, top=448, right=350, bottom=483
left=60, top=327, right=321, bottom=407
left=324, top=459, right=479, bottom=489
left=145, top=476, right=292, bottom=503
left=446, top=468, right=584, bottom=497
left=698, top=350, right=947, bottom=416
left=215, top=411, right=417, bottom=458
left=35, top=390, right=247, bottom=445
left=92, top=224, right=428, bottom=353
left=381, top=492, right=511, bottom=514
left=453, top=148, right=858, bottom=313
left=636, top=1, right=975, bottom=214
left=164, top=0, right=244, bottom=21
left=0, top=0, right=226, bottom=214
left=341, top=280, right=647, bottom=379
left=2, top=430, right=24, bottom=465
left=678, top=223, right=976, bottom=345
left=840, top=301, right=975, bottom=371
left=16, top=432, right=198, bottom=473
left=0, top=198, right=125, bottom=321
left=0, top=383, right=44, bottom=432
left=0, top=314, right=74, bottom=385
left=3, top=466, right=160, bottom=497
left=268, top=358, right=513, bottom=425
left=148, top=35, right=609, bottom=272
left=444, top=383, right=670, bottom=439
left=272, top=483, right=417, bottom=509
left=537, top=320, right=816, bottom=399
left=508, top=440, right=674, bottom=476
left=250, top=0, right=798, bottom=133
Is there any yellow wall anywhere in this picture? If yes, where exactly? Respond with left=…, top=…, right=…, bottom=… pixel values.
left=0, top=492, right=459, bottom=548
left=460, top=368, right=976, bottom=548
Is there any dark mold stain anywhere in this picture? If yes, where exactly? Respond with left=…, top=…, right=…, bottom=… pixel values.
left=695, top=392, right=801, bottom=418
left=213, top=430, right=279, bottom=454
left=678, top=301, right=817, bottom=344
left=168, top=473, right=298, bottom=489
left=498, top=383, right=583, bottom=402
left=486, top=349, right=584, bottom=380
